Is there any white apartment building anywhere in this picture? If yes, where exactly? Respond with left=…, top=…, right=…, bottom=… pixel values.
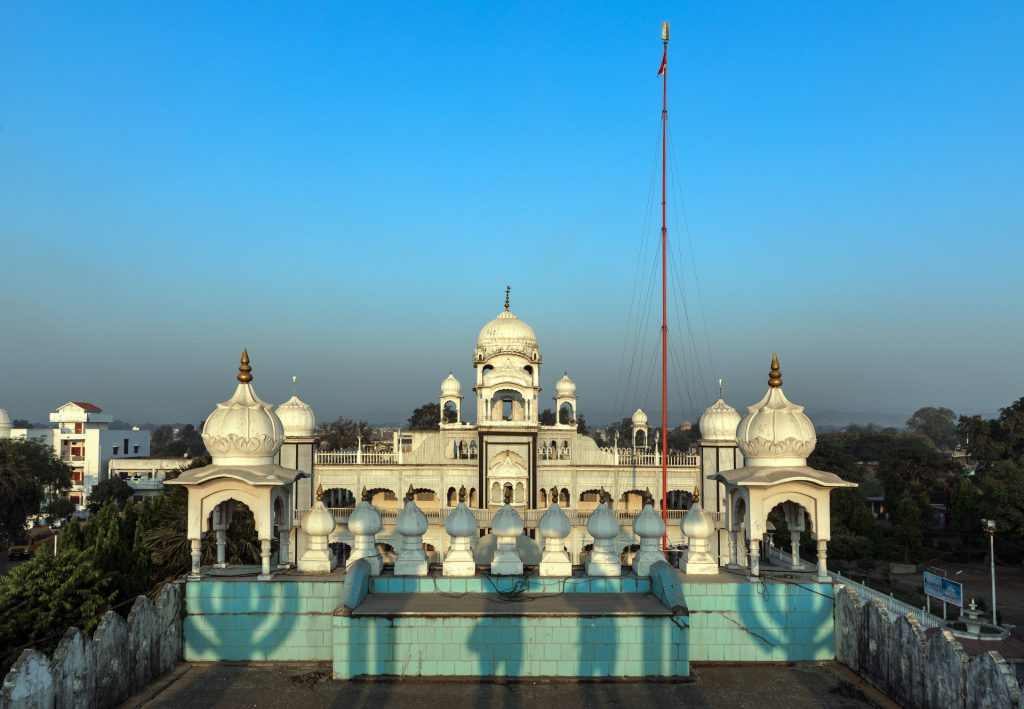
left=48, top=402, right=150, bottom=507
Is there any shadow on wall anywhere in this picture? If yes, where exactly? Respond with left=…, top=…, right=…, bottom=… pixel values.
left=834, top=586, right=1022, bottom=709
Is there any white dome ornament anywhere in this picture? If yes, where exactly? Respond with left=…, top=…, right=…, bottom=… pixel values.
left=394, top=486, right=429, bottom=576
left=443, top=486, right=477, bottom=577
left=489, top=486, right=525, bottom=576
left=276, top=378, right=316, bottom=438
left=555, top=374, right=576, bottom=399
left=680, top=486, right=718, bottom=575
left=631, top=489, right=666, bottom=577
left=298, top=484, right=338, bottom=574
left=736, top=354, right=817, bottom=466
left=475, top=287, right=541, bottom=362
left=699, top=381, right=741, bottom=442
left=586, top=489, right=621, bottom=577
left=201, top=349, right=285, bottom=465
left=0, top=408, right=11, bottom=439
left=440, top=373, right=462, bottom=398
left=347, top=488, right=383, bottom=575
left=538, top=487, right=572, bottom=577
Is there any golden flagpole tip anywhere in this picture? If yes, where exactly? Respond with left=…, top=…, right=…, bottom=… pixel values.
left=237, top=348, right=253, bottom=383
left=661, top=21, right=670, bottom=41
left=768, top=353, right=782, bottom=388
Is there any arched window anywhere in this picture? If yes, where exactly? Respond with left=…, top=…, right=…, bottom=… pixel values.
left=503, top=482, right=514, bottom=502
left=447, top=487, right=457, bottom=507
left=559, top=488, right=570, bottom=506
left=539, top=488, right=548, bottom=507
left=443, top=400, right=458, bottom=423
left=469, top=441, right=477, bottom=459
left=559, top=402, right=574, bottom=424
left=469, top=488, right=478, bottom=507
left=514, top=482, right=525, bottom=503
left=490, top=481, right=501, bottom=504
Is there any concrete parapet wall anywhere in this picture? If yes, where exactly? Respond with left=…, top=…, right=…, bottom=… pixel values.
left=833, top=585, right=1022, bottom=709
left=0, top=583, right=183, bottom=709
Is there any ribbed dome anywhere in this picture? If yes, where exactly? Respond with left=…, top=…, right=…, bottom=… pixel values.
left=396, top=499, right=428, bottom=537
left=587, top=501, right=620, bottom=540
left=699, top=398, right=741, bottom=442
left=202, top=351, right=285, bottom=466
left=632, top=408, right=648, bottom=426
left=445, top=501, right=477, bottom=538
left=681, top=501, right=713, bottom=540
left=0, top=408, right=10, bottom=428
left=476, top=309, right=539, bottom=360
left=440, top=372, right=461, bottom=398
left=491, top=503, right=524, bottom=538
left=347, top=500, right=382, bottom=536
left=539, top=502, right=571, bottom=539
left=276, top=394, right=316, bottom=438
left=555, top=373, right=576, bottom=398
left=736, top=354, right=817, bottom=466
left=633, top=503, right=666, bottom=539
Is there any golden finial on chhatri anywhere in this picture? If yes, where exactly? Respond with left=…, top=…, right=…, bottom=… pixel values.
left=643, top=487, right=655, bottom=507
left=504, top=285, right=511, bottom=311
left=768, top=353, right=782, bottom=388
left=237, top=348, right=253, bottom=383
left=361, top=486, right=369, bottom=502
left=458, top=485, right=467, bottom=503
left=316, top=483, right=324, bottom=502
left=692, top=483, right=701, bottom=505
left=405, top=484, right=415, bottom=502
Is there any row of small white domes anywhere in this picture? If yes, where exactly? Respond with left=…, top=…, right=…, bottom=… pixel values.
left=441, top=371, right=577, bottom=398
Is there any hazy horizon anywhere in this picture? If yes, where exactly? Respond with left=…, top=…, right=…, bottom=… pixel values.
left=2, top=3, right=1022, bottom=427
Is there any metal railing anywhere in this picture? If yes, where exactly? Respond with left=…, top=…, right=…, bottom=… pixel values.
left=766, top=546, right=944, bottom=628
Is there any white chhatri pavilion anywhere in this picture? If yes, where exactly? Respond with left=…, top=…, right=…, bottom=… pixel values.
left=167, top=350, right=302, bottom=580
left=713, top=354, right=856, bottom=581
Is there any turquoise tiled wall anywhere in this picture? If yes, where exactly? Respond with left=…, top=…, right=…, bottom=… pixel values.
left=332, top=615, right=688, bottom=679
left=183, top=576, right=834, bottom=675
left=682, top=582, right=834, bottom=663
left=184, top=580, right=342, bottom=662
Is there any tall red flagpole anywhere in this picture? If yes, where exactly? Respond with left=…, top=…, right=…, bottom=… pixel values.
left=659, top=22, right=670, bottom=548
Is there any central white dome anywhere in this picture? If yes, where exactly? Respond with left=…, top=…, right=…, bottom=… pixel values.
left=202, top=350, right=285, bottom=466
left=476, top=309, right=539, bottom=360
left=736, top=355, right=817, bottom=466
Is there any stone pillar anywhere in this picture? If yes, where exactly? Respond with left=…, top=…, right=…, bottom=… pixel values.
left=728, top=534, right=737, bottom=566
left=215, top=529, right=227, bottom=568
left=816, top=539, right=829, bottom=580
left=790, top=531, right=802, bottom=570
left=748, top=538, right=761, bottom=580
left=189, top=538, right=201, bottom=579
left=278, top=524, right=290, bottom=569
left=258, top=539, right=272, bottom=580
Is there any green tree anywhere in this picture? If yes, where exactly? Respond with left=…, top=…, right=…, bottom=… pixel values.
left=44, top=496, right=77, bottom=520
left=58, top=519, right=85, bottom=553
left=895, top=497, right=924, bottom=562
left=0, top=438, right=72, bottom=546
left=950, top=478, right=982, bottom=547
left=977, top=459, right=1024, bottom=538
left=957, top=414, right=1005, bottom=466
left=0, top=547, right=113, bottom=674
left=906, top=406, right=958, bottom=450
left=539, top=408, right=556, bottom=425
left=576, top=414, right=590, bottom=436
left=316, top=417, right=374, bottom=450
left=407, top=403, right=440, bottom=430
left=876, top=437, right=958, bottom=513
left=86, top=477, right=134, bottom=511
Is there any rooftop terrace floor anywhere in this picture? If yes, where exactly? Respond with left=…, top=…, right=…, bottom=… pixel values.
left=352, top=592, right=673, bottom=617
left=131, top=661, right=894, bottom=709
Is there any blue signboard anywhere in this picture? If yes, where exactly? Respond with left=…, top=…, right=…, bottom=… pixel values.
left=923, top=571, right=964, bottom=608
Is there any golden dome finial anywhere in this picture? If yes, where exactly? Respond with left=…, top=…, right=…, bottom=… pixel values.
left=692, top=483, right=701, bottom=504
left=237, top=348, right=253, bottom=383
left=504, top=285, right=511, bottom=311
left=768, top=353, right=782, bottom=388
left=458, top=485, right=467, bottom=503
left=405, top=484, right=415, bottom=503
left=315, top=483, right=324, bottom=502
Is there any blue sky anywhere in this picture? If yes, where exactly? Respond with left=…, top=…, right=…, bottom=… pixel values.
left=1, top=2, right=1022, bottom=426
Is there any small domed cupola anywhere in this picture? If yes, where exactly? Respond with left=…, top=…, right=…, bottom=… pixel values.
left=699, top=395, right=741, bottom=442
left=555, top=373, right=576, bottom=399
left=276, top=379, right=316, bottom=438
left=440, top=372, right=462, bottom=398
left=201, top=349, right=286, bottom=466
left=735, top=354, right=817, bottom=467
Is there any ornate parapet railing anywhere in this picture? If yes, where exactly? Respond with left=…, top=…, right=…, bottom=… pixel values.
left=316, top=450, right=401, bottom=465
